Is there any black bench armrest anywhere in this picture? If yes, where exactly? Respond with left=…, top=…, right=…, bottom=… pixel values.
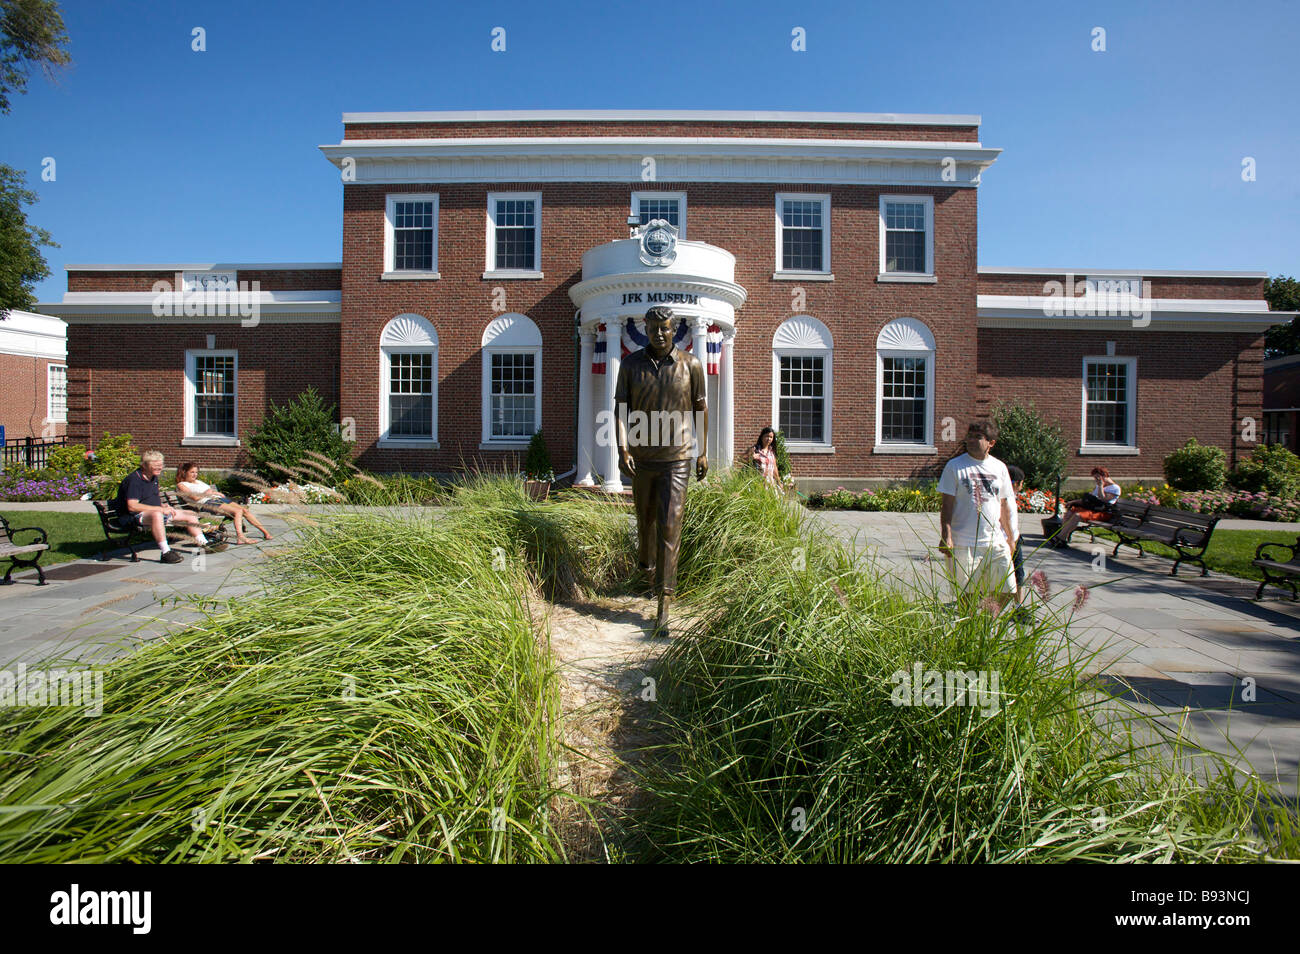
left=6, top=525, right=49, bottom=547
left=1255, top=536, right=1300, bottom=562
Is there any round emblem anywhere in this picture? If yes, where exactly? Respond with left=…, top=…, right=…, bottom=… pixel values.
left=638, top=218, right=678, bottom=266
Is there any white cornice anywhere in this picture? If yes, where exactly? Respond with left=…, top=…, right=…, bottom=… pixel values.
left=0, top=310, right=66, bottom=359
left=977, top=294, right=1287, bottom=332
left=341, top=109, right=982, bottom=126
left=57, top=291, right=342, bottom=306
left=319, top=137, right=1000, bottom=187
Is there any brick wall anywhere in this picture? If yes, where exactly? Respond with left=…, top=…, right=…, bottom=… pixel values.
left=977, top=328, right=1265, bottom=482
left=67, top=269, right=341, bottom=293
left=343, top=120, right=981, bottom=142
left=341, top=180, right=975, bottom=479
left=978, top=272, right=1264, bottom=299
left=65, top=322, right=338, bottom=468
left=0, top=353, right=66, bottom=441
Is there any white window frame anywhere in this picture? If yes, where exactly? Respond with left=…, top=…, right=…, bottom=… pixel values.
left=771, top=316, right=834, bottom=453
left=484, top=191, right=543, bottom=279
left=480, top=314, right=543, bottom=448
left=383, top=193, right=440, bottom=279
left=46, top=363, right=67, bottom=424
left=379, top=314, right=439, bottom=448
left=632, top=191, right=687, bottom=238
left=183, top=349, right=239, bottom=446
left=1080, top=355, right=1139, bottom=455
left=774, top=192, right=832, bottom=280
left=878, top=194, right=936, bottom=281
left=874, top=318, right=936, bottom=454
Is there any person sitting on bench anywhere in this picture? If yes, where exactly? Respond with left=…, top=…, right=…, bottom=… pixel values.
left=175, top=462, right=272, bottom=544
left=1058, top=466, right=1121, bottom=543
left=114, top=451, right=227, bottom=564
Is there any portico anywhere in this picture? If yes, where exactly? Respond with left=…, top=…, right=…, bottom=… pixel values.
left=568, top=227, right=748, bottom=491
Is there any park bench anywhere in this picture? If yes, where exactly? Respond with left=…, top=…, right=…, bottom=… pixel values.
left=1105, top=504, right=1221, bottom=577
left=92, top=492, right=229, bottom=561
left=1252, top=536, right=1300, bottom=600
left=1065, top=498, right=1150, bottom=545
left=0, top=514, right=50, bottom=585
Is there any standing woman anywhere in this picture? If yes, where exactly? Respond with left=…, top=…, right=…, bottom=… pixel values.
left=175, top=462, right=273, bottom=544
left=751, top=426, right=780, bottom=487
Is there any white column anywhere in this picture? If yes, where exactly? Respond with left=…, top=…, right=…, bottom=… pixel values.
left=576, top=328, right=596, bottom=485
left=721, top=332, right=735, bottom=470
left=690, top=316, right=709, bottom=466
left=601, top=315, right=625, bottom=493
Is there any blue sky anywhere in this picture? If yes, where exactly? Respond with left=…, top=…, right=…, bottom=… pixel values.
left=7, top=0, right=1297, bottom=303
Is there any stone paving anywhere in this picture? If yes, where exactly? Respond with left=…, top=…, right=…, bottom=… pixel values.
left=813, top=510, right=1300, bottom=791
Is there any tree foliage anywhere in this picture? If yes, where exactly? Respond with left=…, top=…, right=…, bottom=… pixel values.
left=1263, top=276, right=1300, bottom=358
left=245, top=388, right=354, bottom=485
left=0, top=163, right=54, bottom=316
left=989, top=400, right=1068, bottom=491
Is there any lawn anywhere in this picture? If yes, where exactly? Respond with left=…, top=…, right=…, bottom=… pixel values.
left=1084, top=526, right=1298, bottom=584
left=1, top=510, right=107, bottom=568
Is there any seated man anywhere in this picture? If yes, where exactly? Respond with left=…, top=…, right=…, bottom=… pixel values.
left=114, top=451, right=228, bottom=564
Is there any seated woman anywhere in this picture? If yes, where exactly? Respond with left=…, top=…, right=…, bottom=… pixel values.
left=175, top=462, right=273, bottom=544
left=1057, top=466, right=1121, bottom=544
left=750, top=426, right=780, bottom=488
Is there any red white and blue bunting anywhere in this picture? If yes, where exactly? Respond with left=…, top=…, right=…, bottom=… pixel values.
left=593, top=318, right=722, bottom=375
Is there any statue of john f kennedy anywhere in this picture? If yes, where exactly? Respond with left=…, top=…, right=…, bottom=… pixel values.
left=614, top=305, right=709, bottom=634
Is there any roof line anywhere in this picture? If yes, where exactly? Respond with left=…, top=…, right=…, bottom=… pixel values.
left=341, top=108, right=982, bottom=126
left=979, top=266, right=1268, bottom=279
left=65, top=262, right=342, bottom=271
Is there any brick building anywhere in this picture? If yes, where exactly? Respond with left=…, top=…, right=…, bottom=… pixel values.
left=0, top=309, right=67, bottom=444
left=38, top=109, right=1287, bottom=489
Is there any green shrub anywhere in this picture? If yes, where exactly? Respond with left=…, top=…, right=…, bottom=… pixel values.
left=773, top=430, right=792, bottom=479
left=1163, top=438, right=1227, bottom=491
left=523, top=429, right=555, bottom=482
left=990, top=401, right=1067, bottom=492
left=87, top=432, right=140, bottom=486
left=46, top=443, right=87, bottom=476
left=1229, top=443, right=1300, bottom=498
left=245, top=387, right=353, bottom=485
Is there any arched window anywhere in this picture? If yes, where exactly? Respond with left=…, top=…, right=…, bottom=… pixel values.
left=380, top=313, right=438, bottom=445
left=772, top=316, right=833, bottom=450
left=875, top=317, right=935, bottom=452
left=481, top=313, right=543, bottom=446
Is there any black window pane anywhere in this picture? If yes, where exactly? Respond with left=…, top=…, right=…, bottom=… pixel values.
left=194, top=355, right=235, bottom=435
left=491, top=352, right=536, bottom=437
left=779, top=355, right=825, bottom=442
left=1085, top=363, right=1128, bottom=444
left=389, top=353, right=433, bottom=437
left=494, top=200, right=536, bottom=270
left=781, top=200, right=824, bottom=270
left=394, top=200, right=434, bottom=271
left=881, top=356, right=926, bottom=443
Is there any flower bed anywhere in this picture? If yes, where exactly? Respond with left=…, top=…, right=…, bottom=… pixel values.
left=0, top=471, right=92, bottom=502
left=1125, top=484, right=1300, bottom=522
left=246, top=481, right=345, bottom=505
left=808, top=484, right=941, bottom=512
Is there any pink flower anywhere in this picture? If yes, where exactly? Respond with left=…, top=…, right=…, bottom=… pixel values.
left=1030, top=570, right=1049, bottom=601
left=1072, top=585, right=1089, bottom=613
left=979, top=596, right=1001, bottom=617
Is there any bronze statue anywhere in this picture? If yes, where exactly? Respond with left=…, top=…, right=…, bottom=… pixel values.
left=615, top=305, right=709, bottom=634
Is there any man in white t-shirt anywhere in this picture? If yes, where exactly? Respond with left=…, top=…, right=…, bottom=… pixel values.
left=938, top=421, right=1016, bottom=608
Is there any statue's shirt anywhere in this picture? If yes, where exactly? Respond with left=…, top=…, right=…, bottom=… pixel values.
left=615, top=346, right=707, bottom=462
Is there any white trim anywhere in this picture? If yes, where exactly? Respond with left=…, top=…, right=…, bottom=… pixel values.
left=481, top=314, right=543, bottom=445
left=631, top=191, right=687, bottom=238
left=879, top=194, right=935, bottom=278
left=875, top=318, right=935, bottom=451
left=184, top=349, right=238, bottom=441
left=774, top=193, right=831, bottom=276
left=772, top=271, right=834, bottom=281
left=341, top=109, right=983, bottom=126
left=46, top=363, right=67, bottom=424
left=485, top=192, right=542, bottom=275
left=384, top=193, right=439, bottom=274
left=1081, top=356, right=1137, bottom=452
left=320, top=139, right=999, bottom=188
left=181, top=436, right=241, bottom=447
left=1078, top=445, right=1141, bottom=456
left=0, top=310, right=66, bottom=359
left=876, top=274, right=937, bottom=284
left=381, top=271, right=441, bottom=281
left=379, top=314, right=438, bottom=445
left=772, top=316, right=833, bottom=449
